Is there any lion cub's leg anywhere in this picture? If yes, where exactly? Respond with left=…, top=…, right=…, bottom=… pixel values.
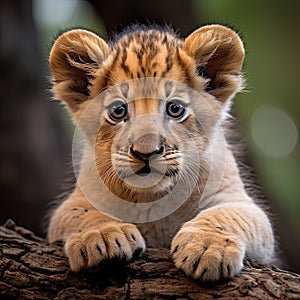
left=171, top=202, right=274, bottom=281
left=48, top=187, right=145, bottom=271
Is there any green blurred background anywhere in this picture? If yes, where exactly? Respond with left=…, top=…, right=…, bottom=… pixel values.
left=1, top=0, right=299, bottom=273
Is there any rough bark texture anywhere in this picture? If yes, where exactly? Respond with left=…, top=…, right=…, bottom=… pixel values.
left=0, top=220, right=299, bottom=300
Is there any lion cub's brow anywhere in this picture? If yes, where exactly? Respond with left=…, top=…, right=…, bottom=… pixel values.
left=133, top=98, right=161, bottom=115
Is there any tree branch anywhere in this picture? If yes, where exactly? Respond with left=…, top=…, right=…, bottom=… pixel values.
left=0, top=219, right=299, bottom=299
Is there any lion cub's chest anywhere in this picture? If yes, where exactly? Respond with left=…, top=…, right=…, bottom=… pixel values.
left=138, top=218, right=181, bottom=247
left=137, top=194, right=201, bottom=247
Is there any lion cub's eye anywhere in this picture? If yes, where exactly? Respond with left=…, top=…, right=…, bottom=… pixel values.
left=107, top=100, right=128, bottom=123
left=166, top=100, right=187, bottom=120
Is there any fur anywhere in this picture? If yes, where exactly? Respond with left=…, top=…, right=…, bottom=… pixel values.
left=48, top=24, right=274, bottom=281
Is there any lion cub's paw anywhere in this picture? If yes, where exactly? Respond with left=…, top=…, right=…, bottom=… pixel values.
left=171, top=226, right=245, bottom=281
left=65, top=223, right=145, bottom=272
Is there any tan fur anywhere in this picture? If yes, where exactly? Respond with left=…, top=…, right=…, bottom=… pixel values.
left=48, top=25, right=274, bottom=281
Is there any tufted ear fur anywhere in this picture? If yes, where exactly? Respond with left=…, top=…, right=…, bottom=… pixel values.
left=184, top=25, right=245, bottom=102
left=49, top=29, right=109, bottom=112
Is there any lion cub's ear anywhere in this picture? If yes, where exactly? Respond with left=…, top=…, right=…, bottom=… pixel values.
left=49, top=29, right=109, bottom=112
left=184, top=25, right=245, bottom=102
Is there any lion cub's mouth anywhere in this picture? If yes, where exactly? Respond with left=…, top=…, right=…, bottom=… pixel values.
left=113, top=150, right=180, bottom=191
left=136, top=164, right=169, bottom=176
left=117, top=162, right=165, bottom=179
left=136, top=165, right=152, bottom=176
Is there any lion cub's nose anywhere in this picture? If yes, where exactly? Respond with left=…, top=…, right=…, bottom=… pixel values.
left=130, top=134, right=164, bottom=161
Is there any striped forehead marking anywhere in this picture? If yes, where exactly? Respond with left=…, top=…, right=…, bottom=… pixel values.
left=132, top=98, right=161, bottom=116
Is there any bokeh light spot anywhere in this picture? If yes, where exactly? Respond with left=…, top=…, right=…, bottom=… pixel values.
left=251, top=105, right=298, bottom=157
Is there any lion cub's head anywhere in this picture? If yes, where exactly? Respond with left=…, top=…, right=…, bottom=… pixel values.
left=49, top=25, right=244, bottom=203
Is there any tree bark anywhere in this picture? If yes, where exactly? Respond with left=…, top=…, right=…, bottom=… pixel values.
left=0, top=220, right=299, bottom=300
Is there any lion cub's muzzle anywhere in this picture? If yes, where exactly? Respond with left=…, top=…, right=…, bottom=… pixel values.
left=130, top=133, right=165, bottom=176
left=110, top=130, right=182, bottom=192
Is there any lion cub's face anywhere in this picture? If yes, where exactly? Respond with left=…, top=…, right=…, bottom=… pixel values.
left=49, top=25, right=244, bottom=202
left=93, top=78, right=215, bottom=202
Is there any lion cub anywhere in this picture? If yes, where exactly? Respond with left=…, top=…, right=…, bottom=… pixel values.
left=48, top=24, right=274, bottom=281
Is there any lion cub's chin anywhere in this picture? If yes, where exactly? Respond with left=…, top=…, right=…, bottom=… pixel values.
left=120, top=172, right=175, bottom=198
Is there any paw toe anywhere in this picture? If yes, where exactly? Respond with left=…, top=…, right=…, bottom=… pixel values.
left=65, top=223, right=145, bottom=271
left=171, top=229, right=245, bottom=281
